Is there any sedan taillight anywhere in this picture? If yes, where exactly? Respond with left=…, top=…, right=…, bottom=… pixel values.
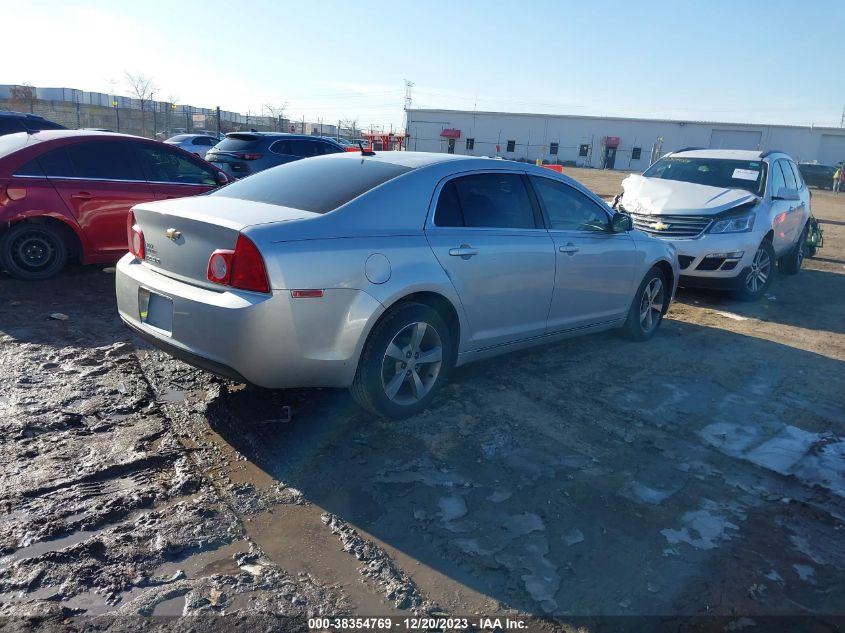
left=127, top=210, right=145, bottom=259
left=206, top=234, right=269, bottom=293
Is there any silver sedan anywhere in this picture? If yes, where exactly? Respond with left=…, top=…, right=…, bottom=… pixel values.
left=116, top=152, right=678, bottom=418
left=163, top=134, right=220, bottom=159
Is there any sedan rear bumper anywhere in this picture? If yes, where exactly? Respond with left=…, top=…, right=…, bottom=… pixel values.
left=115, top=254, right=384, bottom=388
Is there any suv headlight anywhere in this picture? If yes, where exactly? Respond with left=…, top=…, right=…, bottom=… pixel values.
left=708, top=212, right=755, bottom=234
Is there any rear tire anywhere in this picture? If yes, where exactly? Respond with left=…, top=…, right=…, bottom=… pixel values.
left=350, top=302, right=454, bottom=419
left=621, top=267, right=667, bottom=341
left=0, top=222, right=68, bottom=280
left=733, top=240, right=775, bottom=301
left=778, top=224, right=807, bottom=275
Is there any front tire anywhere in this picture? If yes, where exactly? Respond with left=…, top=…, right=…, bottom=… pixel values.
left=778, top=224, right=807, bottom=275
left=733, top=240, right=775, bottom=301
left=621, top=267, right=667, bottom=341
left=351, top=302, right=454, bottom=419
left=0, top=222, right=68, bottom=280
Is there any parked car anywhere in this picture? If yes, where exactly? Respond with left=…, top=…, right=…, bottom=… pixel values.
left=115, top=152, right=678, bottom=418
left=0, top=111, right=66, bottom=136
left=164, top=133, right=221, bottom=159
left=797, top=163, right=836, bottom=190
left=204, top=133, right=345, bottom=178
left=615, top=149, right=811, bottom=301
left=0, top=130, right=231, bottom=280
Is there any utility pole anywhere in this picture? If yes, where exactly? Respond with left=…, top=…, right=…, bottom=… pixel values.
left=841, top=104, right=845, bottom=128
left=403, top=79, right=414, bottom=151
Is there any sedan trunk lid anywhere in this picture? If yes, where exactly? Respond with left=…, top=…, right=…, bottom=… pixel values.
left=132, top=195, right=316, bottom=288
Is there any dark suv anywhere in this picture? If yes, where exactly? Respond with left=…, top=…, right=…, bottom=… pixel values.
left=797, top=163, right=836, bottom=190
left=205, top=133, right=345, bottom=178
left=0, top=111, right=66, bottom=136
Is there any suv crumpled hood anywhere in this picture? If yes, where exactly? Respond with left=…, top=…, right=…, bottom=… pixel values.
left=620, top=174, right=759, bottom=216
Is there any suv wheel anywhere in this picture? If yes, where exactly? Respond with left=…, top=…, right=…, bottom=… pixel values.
left=351, top=302, right=454, bottom=419
left=778, top=224, right=807, bottom=275
left=621, top=266, right=666, bottom=341
left=0, top=222, right=68, bottom=281
left=734, top=240, right=775, bottom=301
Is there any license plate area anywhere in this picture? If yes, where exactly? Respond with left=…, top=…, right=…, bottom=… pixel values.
left=139, top=287, right=173, bottom=335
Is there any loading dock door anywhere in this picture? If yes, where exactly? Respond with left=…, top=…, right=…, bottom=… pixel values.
left=709, top=129, right=762, bottom=150
left=818, top=135, right=845, bottom=165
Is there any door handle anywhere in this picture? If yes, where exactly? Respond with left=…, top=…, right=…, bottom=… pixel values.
left=559, top=243, right=579, bottom=255
left=448, top=244, right=478, bottom=259
left=71, top=192, right=93, bottom=200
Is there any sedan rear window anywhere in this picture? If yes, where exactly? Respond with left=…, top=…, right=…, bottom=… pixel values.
left=212, top=156, right=411, bottom=213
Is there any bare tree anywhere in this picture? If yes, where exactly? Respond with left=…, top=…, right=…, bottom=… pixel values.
left=10, top=84, right=35, bottom=113
left=340, top=117, right=359, bottom=141
left=125, top=72, right=157, bottom=136
left=263, top=102, right=288, bottom=132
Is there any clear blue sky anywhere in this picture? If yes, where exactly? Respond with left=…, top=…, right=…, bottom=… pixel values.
left=7, top=0, right=844, bottom=129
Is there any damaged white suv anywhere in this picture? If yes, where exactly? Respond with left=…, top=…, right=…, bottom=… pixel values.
left=615, top=149, right=810, bottom=301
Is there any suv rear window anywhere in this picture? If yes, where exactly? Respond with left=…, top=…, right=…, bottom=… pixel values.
left=212, top=156, right=411, bottom=213
left=215, top=134, right=262, bottom=151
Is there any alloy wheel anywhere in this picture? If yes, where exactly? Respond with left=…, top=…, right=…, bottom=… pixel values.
left=639, top=277, right=664, bottom=332
left=745, top=246, right=771, bottom=293
left=381, top=321, right=443, bottom=405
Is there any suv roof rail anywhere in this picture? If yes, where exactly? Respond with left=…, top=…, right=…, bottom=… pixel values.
left=760, top=149, right=786, bottom=158
left=671, top=147, right=704, bottom=154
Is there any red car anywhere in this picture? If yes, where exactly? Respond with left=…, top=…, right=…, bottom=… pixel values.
left=0, top=130, right=230, bottom=280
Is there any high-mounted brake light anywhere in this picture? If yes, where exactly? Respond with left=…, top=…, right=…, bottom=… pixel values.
left=206, top=234, right=270, bottom=293
left=126, top=210, right=145, bottom=259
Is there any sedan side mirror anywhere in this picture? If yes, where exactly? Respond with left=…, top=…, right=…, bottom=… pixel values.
left=610, top=211, right=633, bottom=232
left=215, top=171, right=230, bottom=186
left=774, top=187, right=800, bottom=201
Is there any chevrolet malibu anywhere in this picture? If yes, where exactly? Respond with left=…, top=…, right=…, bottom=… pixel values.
left=116, top=152, right=678, bottom=418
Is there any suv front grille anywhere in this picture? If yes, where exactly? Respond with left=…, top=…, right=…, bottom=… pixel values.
left=628, top=213, right=712, bottom=239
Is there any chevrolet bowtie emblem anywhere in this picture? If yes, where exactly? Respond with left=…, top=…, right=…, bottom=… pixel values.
left=165, top=228, right=182, bottom=241
left=650, top=221, right=670, bottom=231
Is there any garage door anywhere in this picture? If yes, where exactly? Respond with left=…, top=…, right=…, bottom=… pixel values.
left=709, top=129, right=763, bottom=150
left=818, top=134, right=845, bottom=165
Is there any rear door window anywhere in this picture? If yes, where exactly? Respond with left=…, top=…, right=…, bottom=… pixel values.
left=779, top=159, right=797, bottom=190
left=65, top=141, right=141, bottom=180
left=289, top=140, right=320, bottom=157
left=769, top=161, right=787, bottom=195
left=270, top=139, right=293, bottom=155
left=434, top=173, right=536, bottom=229
left=787, top=161, right=804, bottom=188
left=0, top=118, right=25, bottom=135
left=132, top=142, right=217, bottom=185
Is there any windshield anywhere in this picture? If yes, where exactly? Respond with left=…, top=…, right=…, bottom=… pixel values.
left=643, top=157, right=767, bottom=195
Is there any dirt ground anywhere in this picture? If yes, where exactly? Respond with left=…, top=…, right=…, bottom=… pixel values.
left=1, top=167, right=844, bottom=631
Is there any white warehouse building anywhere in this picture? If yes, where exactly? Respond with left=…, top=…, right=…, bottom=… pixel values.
left=405, top=108, right=845, bottom=170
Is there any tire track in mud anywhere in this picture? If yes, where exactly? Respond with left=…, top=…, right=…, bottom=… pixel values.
left=136, top=351, right=447, bottom=617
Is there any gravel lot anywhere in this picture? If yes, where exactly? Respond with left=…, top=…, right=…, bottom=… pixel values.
left=1, top=167, right=844, bottom=629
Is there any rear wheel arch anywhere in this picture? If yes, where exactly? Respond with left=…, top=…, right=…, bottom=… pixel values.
left=10, top=216, right=83, bottom=261
left=378, top=291, right=462, bottom=361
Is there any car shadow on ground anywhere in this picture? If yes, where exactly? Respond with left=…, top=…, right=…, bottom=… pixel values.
left=675, top=268, right=845, bottom=335
left=205, top=319, right=845, bottom=616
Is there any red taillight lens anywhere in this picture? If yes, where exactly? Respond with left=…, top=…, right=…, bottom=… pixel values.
left=126, top=210, right=145, bottom=259
left=206, top=234, right=269, bottom=293
left=235, top=153, right=263, bottom=160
